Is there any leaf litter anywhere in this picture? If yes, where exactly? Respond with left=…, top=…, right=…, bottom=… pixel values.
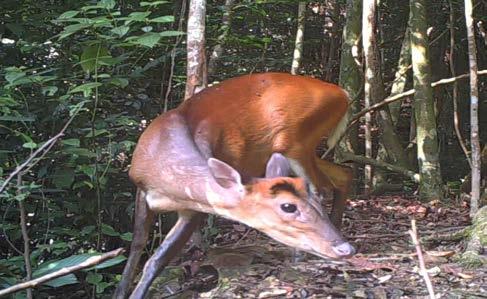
left=147, top=195, right=486, bottom=298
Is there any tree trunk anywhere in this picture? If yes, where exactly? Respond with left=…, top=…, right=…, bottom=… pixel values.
left=363, top=0, right=410, bottom=193
left=336, top=0, right=362, bottom=194
left=389, top=28, right=411, bottom=126
left=464, top=0, right=481, bottom=217
left=362, top=0, right=376, bottom=194
left=291, top=2, right=306, bottom=75
left=373, top=13, right=413, bottom=191
left=409, top=0, right=443, bottom=201
left=459, top=205, right=487, bottom=267
left=185, top=0, right=208, bottom=248
left=185, top=0, right=207, bottom=100
left=449, top=0, right=471, bottom=168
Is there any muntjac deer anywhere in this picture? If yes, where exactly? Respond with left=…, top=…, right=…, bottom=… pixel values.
left=114, top=73, right=354, bottom=299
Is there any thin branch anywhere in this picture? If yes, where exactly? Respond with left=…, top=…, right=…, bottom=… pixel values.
left=0, top=248, right=125, bottom=298
left=0, top=106, right=80, bottom=194
left=408, top=219, right=436, bottom=299
left=18, top=174, right=33, bottom=299
left=340, top=152, right=420, bottom=182
left=323, top=69, right=487, bottom=157
left=351, top=69, right=487, bottom=126
left=164, top=0, right=187, bottom=112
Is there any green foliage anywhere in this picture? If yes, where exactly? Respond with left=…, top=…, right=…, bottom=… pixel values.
left=0, top=0, right=182, bottom=297
left=0, top=0, right=315, bottom=297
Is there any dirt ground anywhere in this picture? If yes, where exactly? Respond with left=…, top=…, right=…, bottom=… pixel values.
left=148, top=195, right=487, bottom=299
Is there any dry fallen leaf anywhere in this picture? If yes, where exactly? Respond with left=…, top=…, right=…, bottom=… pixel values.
left=377, top=274, right=392, bottom=284
left=426, top=250, right=455, bottom=258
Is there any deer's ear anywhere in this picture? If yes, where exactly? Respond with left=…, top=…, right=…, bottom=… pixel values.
left=265, top=153, right=291, bottom=178
left=208, top=158, right=243, bottom=189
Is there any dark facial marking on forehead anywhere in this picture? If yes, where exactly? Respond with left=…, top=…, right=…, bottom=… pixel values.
left=270, top=181, right=301, bottom=198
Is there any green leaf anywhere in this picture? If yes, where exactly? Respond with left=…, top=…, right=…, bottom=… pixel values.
left=69, top=82, right=102, bottom=97
left=141, top=26, right=153, bottom=32
left=98, top=55, right=126, bottom=66
left=101, top=224, right=119, bottom=236
left=58, top=10, right=80, bottom=20
left=95, top=73, right=111, bottom=78
left=63, top=147, right=97, bottom=158
left=78, top=165, right=96, bottom=178
left=59, top=23, right=91, bottom=39
left=99, top=0, right=116, bottom=9
left=5, top=68, right=26, bottom=84
left=80, top=45, right=110, bottom=73
left=81, top=225, right=96, bottom=235
left=126, top=32, right=161, bottom=48
left=44, top=274, right=78, bottom=288
left=109, top=78, right=129, bottom=88
left=0, top=115, right=35, bottom=122
left=96, top=281, right=111, bottom=293
left=120, top=232, right=133, bottom=241
left=52, top=168, right=75, bottom=189
left=61, top=138, right=80, bottom=147
left=85, top=129, right=109, bottom=138
left=86, top=272, right=103, bottom=284
left=159, top=30, right=185, bottom=37
left=34, top=253, right=108, bottom=287
left=149, top=16, right=174, bottom=23
left=41, top=86, right=58, bottom=96
left=111, top=26, right=130, bottom=37
left=33, top=251, right=123, bottom=287
left=92, top=255, right=126, bottom=270
left=22, top=142, right=38, bottom=149
left=141, top=1, right=169, bottom=7
left=126, top=11, right=151, bottom=22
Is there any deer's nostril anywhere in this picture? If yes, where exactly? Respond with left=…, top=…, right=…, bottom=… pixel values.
left=332, top=242, right=355, bottom=257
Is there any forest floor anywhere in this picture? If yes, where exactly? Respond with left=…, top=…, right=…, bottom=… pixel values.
left=148, top=195, right=487, bottom=299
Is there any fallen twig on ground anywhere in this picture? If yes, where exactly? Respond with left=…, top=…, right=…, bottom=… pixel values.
left=408, top=219, right=436, bottom=299
left=0, top=248, right=125, bottom=297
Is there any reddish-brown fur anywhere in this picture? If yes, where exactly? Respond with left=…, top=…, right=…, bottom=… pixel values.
left=179, top=72, right=352, bottom=225
left=116, top=73, right=354, bottom=299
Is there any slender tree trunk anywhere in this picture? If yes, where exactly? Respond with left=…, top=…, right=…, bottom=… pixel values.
left=336, top=0, right=362, bottom=194
left=409, top=0, right=443, bottom=201
left=362, top=0, right=376, bottom=194
left=185, top=0, right=208, bottom=248
left=449, top=0, right=472, bottom=168
left=208, top=0, right=235, bottom=76
left=363, top=0, right=411, bottom=193
left=464, top=0, right=481, bottom=216
left=185, top=0, right=207, bottom=100
left=291, top=2, right=306, bottom=75
left=373, top=13, right=413, bottom=191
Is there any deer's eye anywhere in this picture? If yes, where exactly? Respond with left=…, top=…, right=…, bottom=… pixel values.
left=280, top=203, right=297, bottom=213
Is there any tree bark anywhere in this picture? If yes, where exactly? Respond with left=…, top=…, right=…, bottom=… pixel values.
left=185, top=0, right=208, bottom=248
left=464, top=0, right=481, bottom=217
left=409, top=0, right=443, bottom=201
left=389, top=28, right=411, bottom=126
left=291, top=2, right=306, bottom=75
left=363, top=0, right=412, bottom=194
left=362, top=0, right=376, bottom=194
left=336, top=0, right=362, bottom=194
left=459, top=206, right=487, bottom=267
left=185, top=0, right=207, bottom=100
